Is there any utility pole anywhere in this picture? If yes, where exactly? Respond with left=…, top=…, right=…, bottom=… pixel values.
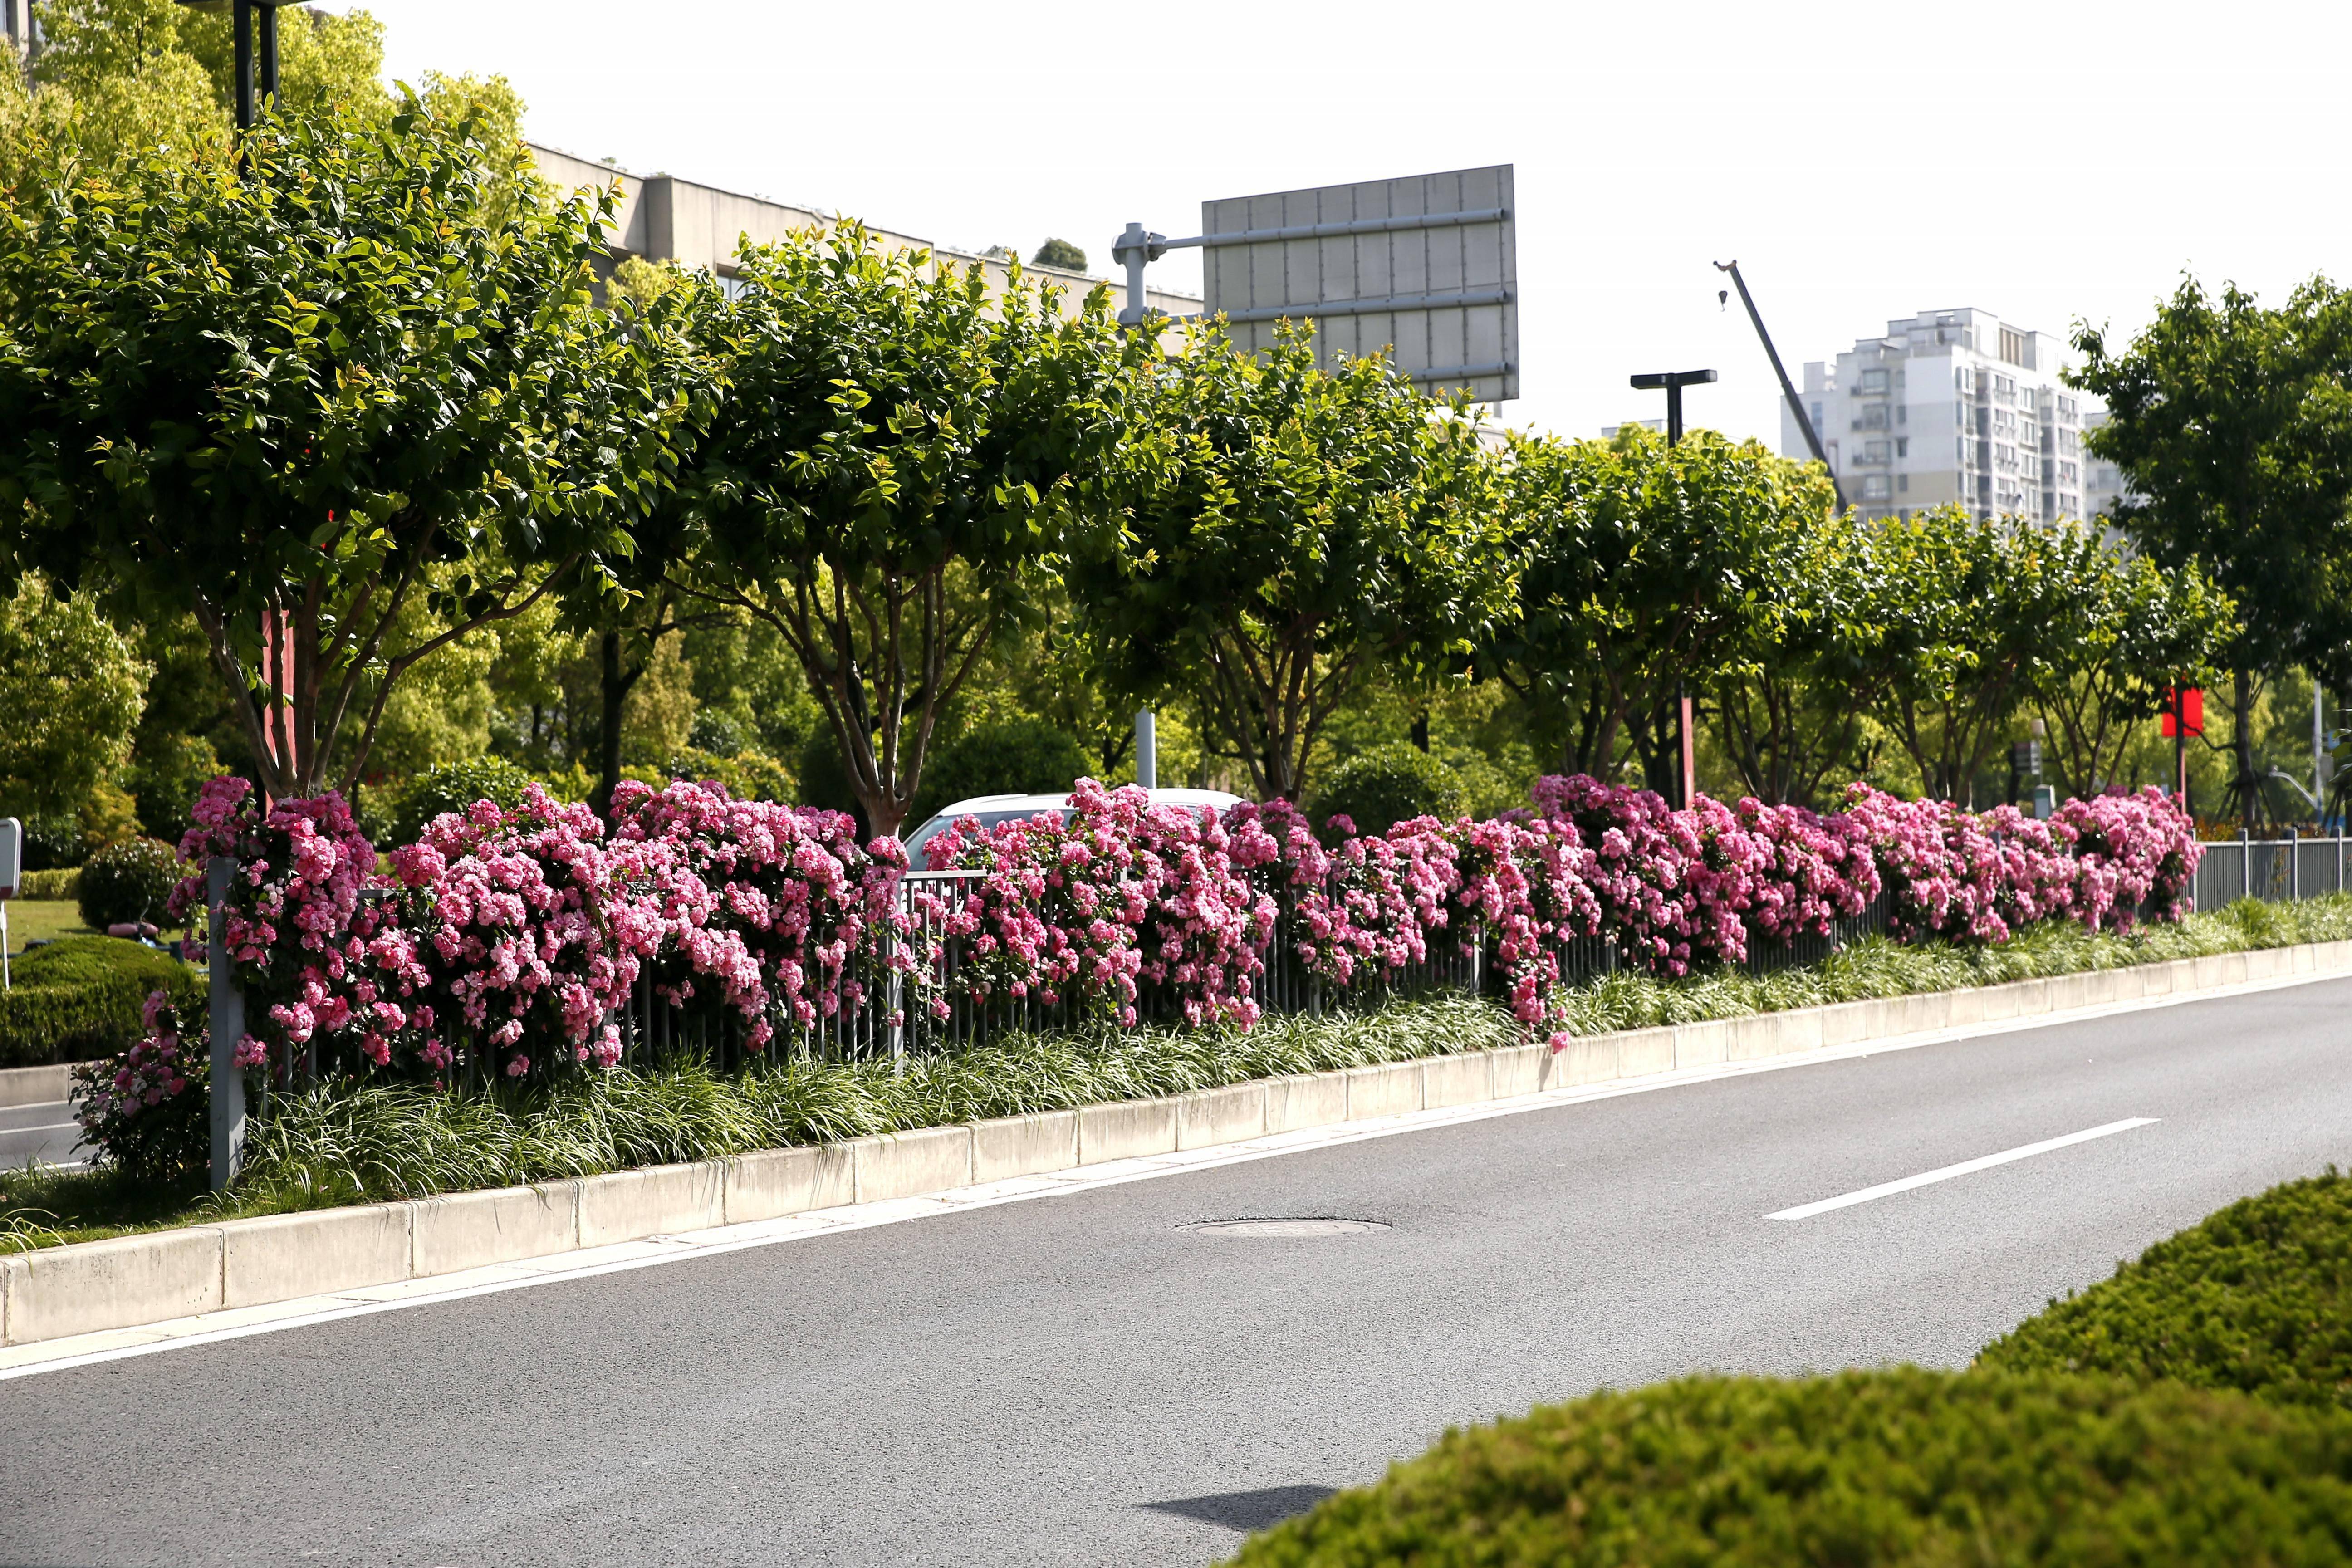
left=1630, top=369, right=1715, bottom=810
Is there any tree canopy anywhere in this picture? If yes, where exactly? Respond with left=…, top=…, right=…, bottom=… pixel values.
left=675, top=230, right=1137, bottom=836
left=0, top=96, right=718, bottom=797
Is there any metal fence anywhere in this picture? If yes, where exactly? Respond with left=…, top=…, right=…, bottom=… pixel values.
left=2190, top=832, right=2352, bottom=912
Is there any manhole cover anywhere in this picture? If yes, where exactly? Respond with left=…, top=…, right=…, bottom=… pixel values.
left=1178, top=1217, right=1390, bottom=1237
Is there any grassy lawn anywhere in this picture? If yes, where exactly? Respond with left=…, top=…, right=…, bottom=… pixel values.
left=3, top=898, right=95, bottom=954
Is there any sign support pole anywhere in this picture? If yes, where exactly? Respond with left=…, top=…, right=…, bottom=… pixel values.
left=208, top=857, right=247, bottom=1191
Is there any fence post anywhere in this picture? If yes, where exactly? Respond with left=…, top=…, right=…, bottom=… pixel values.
left=207, top=856, right=246, bottom=1191
left=2241, top=827, right=2252, bottom=902
left=2291, top=826, right=2301, bottom=901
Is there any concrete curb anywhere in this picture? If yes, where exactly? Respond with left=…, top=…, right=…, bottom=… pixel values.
left=7, top=940, right=2351, bottom=1348
left=0, top=1060, right=90, bottom=1110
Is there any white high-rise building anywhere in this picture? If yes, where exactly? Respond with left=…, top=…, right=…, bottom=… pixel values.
left=1781, top=307, right=2099, bottom=525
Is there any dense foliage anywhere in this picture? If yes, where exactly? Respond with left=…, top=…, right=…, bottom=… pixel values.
left=1311, top=744, right=1467, bottom=837
left=1980, top=1169, right=2352, bottom=1411
left=1226, top=1369, right=2352, bottom=1568
left=0, top=935, right=200, bottom=1069
left=75, top=836, right=181, bottom=929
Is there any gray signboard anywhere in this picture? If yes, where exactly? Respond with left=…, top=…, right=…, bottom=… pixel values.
left=1196, top=165, right=1516, bottom=404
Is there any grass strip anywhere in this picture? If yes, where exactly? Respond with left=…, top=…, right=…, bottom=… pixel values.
left=8, top=894, right=2351, bottom=1253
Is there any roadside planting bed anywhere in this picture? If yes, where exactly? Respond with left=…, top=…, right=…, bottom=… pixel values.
left=2, top=770, right=2241, bottom=1252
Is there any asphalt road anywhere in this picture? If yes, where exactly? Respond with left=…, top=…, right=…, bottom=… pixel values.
left=6, top=980, right=2352, bottom=1568
left=0, top=1101, right=80, bottom=1170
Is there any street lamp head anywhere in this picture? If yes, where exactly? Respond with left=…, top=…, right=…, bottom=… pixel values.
left=1630, top=369, right=1717, bottom=391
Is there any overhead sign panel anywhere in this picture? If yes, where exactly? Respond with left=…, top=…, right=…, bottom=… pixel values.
left=1199, top=165, right=1517, bottom=404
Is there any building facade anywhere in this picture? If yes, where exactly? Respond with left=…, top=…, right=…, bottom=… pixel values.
left=529, top=144, right=1202, bottom=323
left=1782, top=307, right=2100, bottom=525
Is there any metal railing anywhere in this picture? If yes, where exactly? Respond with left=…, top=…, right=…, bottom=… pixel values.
left=2191, top=831, right=2352, bottom=912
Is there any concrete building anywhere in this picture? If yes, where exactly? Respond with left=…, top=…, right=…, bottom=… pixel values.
left=1782, top=307, right=2099, bottom=525
left=528, top=144, right=1202, bottom=322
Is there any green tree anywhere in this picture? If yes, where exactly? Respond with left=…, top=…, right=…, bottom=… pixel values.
left=1078, top=326, right=1500, bottom=804
left=0, top=98, right=718, bottom=799
left=676, top=229, right=1135, bottom=837
left=1860, top=508, right=2068, bottom=805
left=2072, top=277, right=2352, bottom=827
left=2032, top=527, right=2234, bottom=800
left=1484, top=426, right=1826, bottom=794
left=1030, top=237, right=1086, bottom=272
left=0, top=574, right=150, bottom=820
left=1709, top=507, right=1881, bottom=806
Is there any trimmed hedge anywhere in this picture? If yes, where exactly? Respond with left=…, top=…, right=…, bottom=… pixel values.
left=0, top=936, right=202, bottom=1069
left=1310, top=743, right=1466, bottom=837
left=1979, top=1170, right=2352, bottom=1411
left=1227, top=1370, right=2352, bottom=1567
left=19, top=867, right=78, bottom=900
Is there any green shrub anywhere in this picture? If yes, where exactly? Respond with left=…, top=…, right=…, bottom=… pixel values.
left=386, top=756, right=535, bottom=846
left=797, top=727, right=857, bottom=818
left=1309, top=744, right=1465, bottom=835
left=1979, top=1170, right=2352, bottom=1410
left=1227, top=1369, right=2352, bottom=1567
left=76, top=837, right=180, bottom=929
left=19, top=867, right=78, bottom=900
left=0, top=935, right=202, bottom=1068
left=909, top=716, right=1094, bottom=824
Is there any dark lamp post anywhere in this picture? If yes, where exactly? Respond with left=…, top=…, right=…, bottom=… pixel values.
left=177, top=0, right=286, bottom=131
left=1629, top=368, right=1717, bottom=810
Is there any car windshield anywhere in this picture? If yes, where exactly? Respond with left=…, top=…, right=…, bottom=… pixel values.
left=904, top=807, right=1074, bottom=871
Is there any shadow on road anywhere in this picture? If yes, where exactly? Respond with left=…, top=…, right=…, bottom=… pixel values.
left=1142, top=1485, right=1339, bottom=1532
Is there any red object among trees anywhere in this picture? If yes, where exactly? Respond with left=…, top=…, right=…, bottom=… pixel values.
left=2161, top=687, right=2205, bottom=737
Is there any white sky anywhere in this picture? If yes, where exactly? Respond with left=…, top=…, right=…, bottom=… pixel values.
left=349, top=0, right=2352, bottom=447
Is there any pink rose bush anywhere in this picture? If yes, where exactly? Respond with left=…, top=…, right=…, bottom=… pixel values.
left=916, top=779, right=1276, bottom=1028
left=92, top=769, right=2200, bottom=1123
left=71, top=987, right=211, bottom=1179
left=606, top=779, right=909, bottom=1051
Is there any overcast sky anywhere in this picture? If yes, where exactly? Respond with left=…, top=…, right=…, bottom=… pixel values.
left=349, top=0, right=2350, bottom=448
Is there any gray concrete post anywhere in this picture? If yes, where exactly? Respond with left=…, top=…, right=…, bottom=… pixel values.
left=1134, top=710, right=1157, bottom=790
left=208, top=857, right=246, bottom=1191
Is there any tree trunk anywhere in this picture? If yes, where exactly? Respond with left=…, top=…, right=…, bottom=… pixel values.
left=2234, top=665, right=2263, bottom=832
left=592, top=630, right=627, bottom=820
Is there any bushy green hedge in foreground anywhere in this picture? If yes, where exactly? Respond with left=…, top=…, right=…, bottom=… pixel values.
left=0, top=935, right=200, bottom=1068
left=1979, top=1169, right=2352, bottom=1411
left=1226, top=1370, right=2352, bottom=1568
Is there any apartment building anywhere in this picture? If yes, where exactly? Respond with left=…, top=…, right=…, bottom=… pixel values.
left=1782, top=307, right=2099, bottom=525
left=529, top=145, right=1202, bottom=323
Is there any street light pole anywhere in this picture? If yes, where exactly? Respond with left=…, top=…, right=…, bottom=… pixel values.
left=1630, top=369, right=1717, bottom=811
left=180, top=0, right=283, bottom=132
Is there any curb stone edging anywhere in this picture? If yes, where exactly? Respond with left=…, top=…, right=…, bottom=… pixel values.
left=7, top=939, right=2352, bottom=1348
left=0, top=1060, right=91, bottom=1110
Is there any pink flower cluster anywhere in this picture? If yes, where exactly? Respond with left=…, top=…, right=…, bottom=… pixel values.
left=917, top=779, right=1277, bottom=1028
left=1527, top=776, right=1881, bottom=975
left=1839, top=783, right=2197, bottom=942
left=166, top=776, right=393, bottom=1078
left=80, top=988, right=202, bottom=1125
left=607, top=779, right=908, bottom=1049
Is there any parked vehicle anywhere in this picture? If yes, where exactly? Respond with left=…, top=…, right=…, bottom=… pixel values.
left=902, top=789, right=1245, bottom=871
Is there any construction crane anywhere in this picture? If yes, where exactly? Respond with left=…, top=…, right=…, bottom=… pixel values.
left=1715, top=260, right=1848, bottom=512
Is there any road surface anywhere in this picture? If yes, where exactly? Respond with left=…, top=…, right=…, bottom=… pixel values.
left=0, top=1099, right=80, bottom=1169
left=5, top=979, right=2349, bottom=1567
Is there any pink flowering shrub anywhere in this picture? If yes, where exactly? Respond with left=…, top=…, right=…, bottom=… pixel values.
left=165, top=776, right=397, bottom=1080
left=919, top=780, right=1276, bottom=1028
left=387, top=785, right=668, bottom=1077
left=69, top=766, right=2201, bottom=1167
left=71, top=988, right=210, bottom=1179
left=607, top=780, right=908, bottom=1050
left=2053, top=786, right=2202, bottom=928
